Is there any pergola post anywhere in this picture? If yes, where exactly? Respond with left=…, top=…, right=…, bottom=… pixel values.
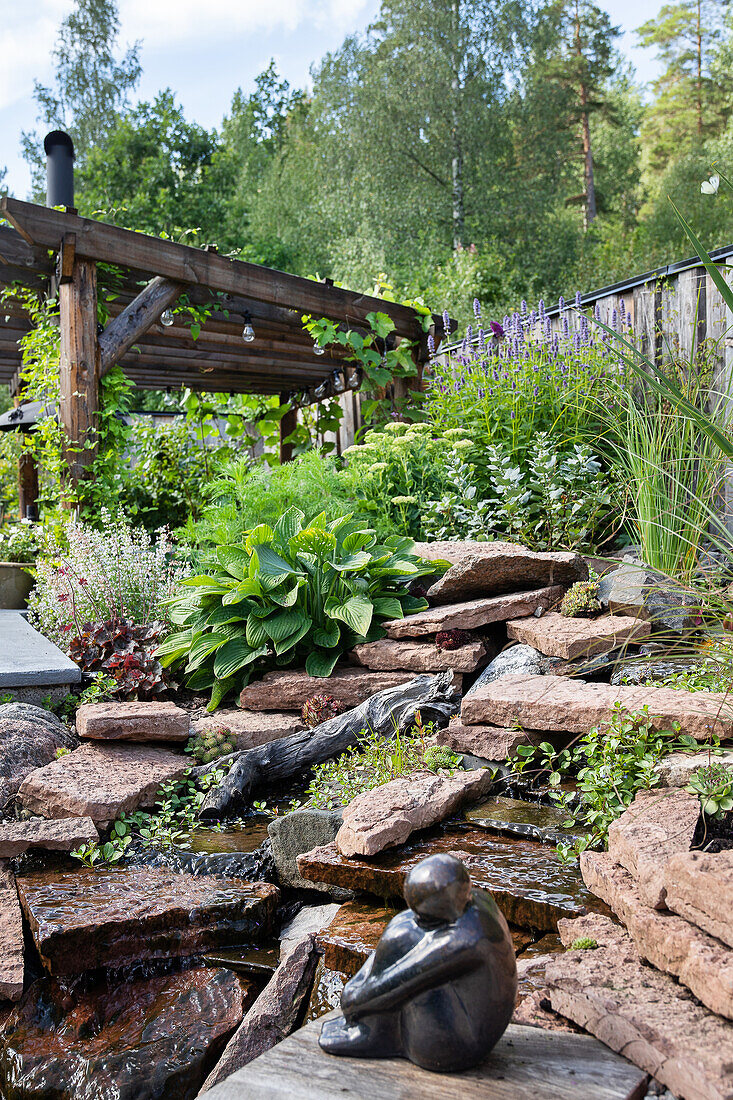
left=59, top=255, right=100, bottom=500
left=18, top=444, right=39, bottom=520
left=279, top=394, right=297, bottom=464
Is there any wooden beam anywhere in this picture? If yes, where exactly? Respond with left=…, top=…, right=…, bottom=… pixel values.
left=99, top=276, right=184, bottom=376
left=1, top=198, right=439, bottom=339
left=18, top=444, right=39, bottom=520
left=59, top=258, right=100, bottom=495
left=279, top=394, right=297, bottom=464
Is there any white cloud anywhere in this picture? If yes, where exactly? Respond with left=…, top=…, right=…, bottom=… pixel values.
left=0, top=1, right=69, bottom=112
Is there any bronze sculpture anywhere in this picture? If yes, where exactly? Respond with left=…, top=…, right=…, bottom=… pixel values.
left=319, top=853, right=517, bottom=1073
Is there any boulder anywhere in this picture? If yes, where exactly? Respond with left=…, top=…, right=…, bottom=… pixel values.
left=0, top=703, right=77, bottom=807
left=76, top=700, right=190, bottom=742
left=279, top=903, right=340, bottom=957
left=268, top=807, right=344, bottom=893
left=0, top=861, right=23, bottom=1001
left=545, top=914, right=733, bottom=1100
left=414, top=541, right=587, bottom=604
left=461, top=673, right=733, bottom=740
left=17, top=866, right=279, bottom=976
left=664, top=849, right=733, bottom=948
left=335, top=768, right=495, bottom=857
left=581, top=851, right=733, bottom=1020
left=465, top=644, right=543, bottom=697
left=506, top=612, right=651, bottom=660
left=18, top=742, right=189, bottom=828
left=655, top=748, right=733, bottom=787
left=436, top=718, right=540, bottom=761
left=384, top=587, right=564, bottom=639
left=198, top=933, right=319, bottom=1094
left=0, top=816, right=98, bottom=857
left=0, top=967, right=245, bottom=1100
left=192, top=709, right=305, bottom=750
left=598, top=563, right=698, bottom=634
left=611, top=657, right=701, bottom=686
left=349, top=637, right=489, bottom=673
left=606, top=788, right=700, bottom=908
left=239, top=667, right=419, bottom=711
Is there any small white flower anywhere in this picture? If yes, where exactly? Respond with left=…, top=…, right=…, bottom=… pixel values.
left=701, top=174, right=720, bottom=195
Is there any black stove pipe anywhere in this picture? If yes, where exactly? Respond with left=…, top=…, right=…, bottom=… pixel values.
left=44, top=130, right=75, bottom=209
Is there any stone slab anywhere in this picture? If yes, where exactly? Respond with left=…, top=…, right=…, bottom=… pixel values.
left=437, top=719, right=540, bottom=761
left=317, top=900, right=400, bottom=976
left=581, top=850, right=733, bottom=1020
left=279, top=904, right=340, bottom=958
left=192, top=709, right=305, bottom=750
left=239, top=668, right=421, bottom=711
left=384, top=587, right=563, bottom=639
left=198, top=1014, right=647, bottom=1100
left=606, top=788, right=700, bottom=908
left=349, top=637, right=488, bottom=672
left=545, top=914, right=733, bottom=1100
left=506, top=612, right=651, bottom=660
left=335, top=768, right=495, bottom=856
left=465, top=796, right=582, bottom=846
left=655, top=749, right=733, bottom=787
left=17, top=866, right=279, bottom=976
left=0, top=611, right=81, bottom=687
left=465, top=645, right=543, bottom=696
left=664, top=849, right=733, bottom=949
left=0, top=816, right=98, bottom=857
left=0, top=861, right=23, bottom=1001
left=462, top=673, right=733, bottom=740
left=297, top=821, right=605, bottom=932
left=18, top=742, right=189, bottom=828
left=76, top=700, right=190, bottom=742
left=413, top=541, right=587, bottom=604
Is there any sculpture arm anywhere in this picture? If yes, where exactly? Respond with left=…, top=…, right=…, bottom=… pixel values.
left=344, top=932, right=480, bottom=1019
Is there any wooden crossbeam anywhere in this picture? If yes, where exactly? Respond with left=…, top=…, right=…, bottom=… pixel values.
left=1, top=198, right=439, bottom=339
left=99, top=275, right=184, bottom=376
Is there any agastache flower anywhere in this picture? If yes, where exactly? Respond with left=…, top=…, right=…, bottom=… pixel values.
left=490, top=321, right=504, bottom=339
left=473, top=298, right=481, bottom=319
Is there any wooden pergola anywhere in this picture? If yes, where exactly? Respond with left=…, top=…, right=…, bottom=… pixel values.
left=0, top=197, right=445, bottom=513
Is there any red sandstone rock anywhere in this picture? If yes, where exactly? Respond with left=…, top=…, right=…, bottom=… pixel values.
left=664, top=849, right=733, bottom=949
left=545, top=914, right=733, bottom=1100
left=18, top=743, right=188, bottom=828
left=317, top=900, right=399, bottom=976
left=349, top=637, right=488, bottom=672
left=506, top=612, right=651, bottom=660
left=413, top=541, right=587, bottom=604
left=191, top=709, right=304, bottom=749
left=437, top=719, right=540, bottom=760
left=581, top=850, right=733, bottom=1020
left=656, top=748, right=733, bottom=787
left=0, top=817, right=98, bottom=858
left=239, top=667, right=420, bottom=711
left=0, top=862, right=23, bottom=1001
left=461, top=673, right=733, bottom=740
left=76, top=700, right=190, bottom=742
left=335, top=768, right=495, bottom=856
left=384, top=587, right=564, bottom=639
left=606, top=788, right=700, bottom=908
left=512, top=989, right=584, bottom=1033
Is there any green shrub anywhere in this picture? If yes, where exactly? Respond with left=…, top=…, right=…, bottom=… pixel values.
left=0, top=521, right=40, bottom=564
left=158, top=507, right=442, bottom=710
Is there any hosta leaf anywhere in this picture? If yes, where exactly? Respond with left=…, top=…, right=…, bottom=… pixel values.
left=186, top=632, right=229, bottom=671
left=328, top=513, right=355, bottom=535
left=289, top=527, right=337, bottom=558
left=217, top=545, right=251, bottom=580
left=372, top=560, right=419, bottom=577
left=206, top=603, right=248, bottom=626
left=372, top=597, right=403, bottom=620
left=326, top=594, right=373, bottom=636
left=268, top=583, right=301, bottom=607
left=274, top=620, right=312, bottom=655
left=186, top=667, right=216, bottom=690
left=214, top=639, right=269, bottom=678
left=400, top=595, right=429, bottom=614
left=263, top=609, right=310, bottom=642
left=255, top=544, right=302, bottom=577
left=154, top=630, right=192, bottom=665
left=313, top=621, right=340, bottom=648
left=305, top=648, right=340, bottom=677
left=206, top=676, right=236, bottom=712
left=246, top=524, right=275, bottom=550
left=246, top=616, right=270, bottom=648
left=332, top=551, right=371, bottom=573
left=274, top=507, right=304, bottom=544
left=342, top=530, right=375, bottom=553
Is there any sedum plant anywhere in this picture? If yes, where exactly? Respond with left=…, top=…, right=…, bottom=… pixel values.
left=157, top=508, right=441, bottom=710
left=560, top=579, right=601, bottom=618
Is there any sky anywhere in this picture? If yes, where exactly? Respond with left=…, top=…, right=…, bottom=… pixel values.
left=1, top=0, right=664, bottom=199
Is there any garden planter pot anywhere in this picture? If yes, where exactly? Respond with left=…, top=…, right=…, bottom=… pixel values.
left=0, top=563, right=33, bottom=609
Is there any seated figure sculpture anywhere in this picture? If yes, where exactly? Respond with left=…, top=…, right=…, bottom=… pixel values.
left=319, top=853, right=517, bottom=1073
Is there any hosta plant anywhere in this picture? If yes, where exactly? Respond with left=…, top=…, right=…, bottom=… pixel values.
left=68, top=618, right=174, bottom=700
left=157, top=508, right=442, bottom=710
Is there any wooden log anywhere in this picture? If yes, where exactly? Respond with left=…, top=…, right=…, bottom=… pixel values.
left=99, top=275, right=184, bottom=376
left=18, top=444, right=39, bottom=520
left=59, top=258, right=100, bottom=494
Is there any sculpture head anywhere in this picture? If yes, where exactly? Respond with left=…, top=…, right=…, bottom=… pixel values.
left=404, top=854, right=472, bottom=926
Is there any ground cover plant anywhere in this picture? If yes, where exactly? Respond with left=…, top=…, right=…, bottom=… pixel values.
left=0, top=522, right=40, bottom=564
left=157, top=507, right=442, bottom=709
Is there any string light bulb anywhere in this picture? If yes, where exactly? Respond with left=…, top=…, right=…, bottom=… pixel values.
left=313, top=341, right=325, bottom=356
left=331, top=369, right=346, bottom=394
left=346, top=366, right=362, bottom=390
left=160, top=309, right=174, bottom=327
left=242, top=312, right=255, bottom=343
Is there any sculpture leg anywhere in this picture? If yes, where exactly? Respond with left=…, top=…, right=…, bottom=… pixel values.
left=319, top=1011, right=402, bottom=1060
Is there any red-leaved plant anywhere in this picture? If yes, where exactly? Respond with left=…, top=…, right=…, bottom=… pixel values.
left=68, top=618, right=176, bottom=700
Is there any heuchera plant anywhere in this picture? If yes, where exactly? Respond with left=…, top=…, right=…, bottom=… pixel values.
left=68, top=618, right=175, bottom=700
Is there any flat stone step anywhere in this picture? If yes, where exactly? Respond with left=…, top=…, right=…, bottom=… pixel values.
left=0, top=611, right=81, bottom=688
left=462, top=673, right=733, bottom=741
left=350, top=637, right=489, bottom=672
left=317, top=900, right=400, bottom=976
left=383, top=587, right=563, bottom=639
left=297, top=821, right=605, bottom=932
left=192, top=709, right=305, bottom=749
left=0, top=816, right=98, bottom=857
left=655, top=748, right=733, bottom=787
left=506, top=612, right=650, bottom=660
left=664, top=849, right=733, bottom=949
left=16, top=866, right=279, bottom=976
left=581, top=851, right=733, bottom=1020
left=546, top=914, right=733, bottom=1100
left=239, top=668, right=428, bottom=711
left=76, top=700, right=189, bottom=742
left=414, top=541, right=587, bottom=604
left=0, top=862, right=23, bottom=1001
left=437, top=719, right=540, bottom=761
left=198, top=1013, right=647, bottom=1100
left=18, top=742, right=189, bottom=828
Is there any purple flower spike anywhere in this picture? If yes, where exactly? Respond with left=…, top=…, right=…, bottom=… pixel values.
left=490, top=321, right=504, bottom=339
left=442, top=309, right=451, bottom=334
left=427, top=334, right=436, bottom=355
left=575, top=291, right=582, bottom=310
left=559, top=295, right=565, bottom=312
left=473, top=298, right=481, bottom=319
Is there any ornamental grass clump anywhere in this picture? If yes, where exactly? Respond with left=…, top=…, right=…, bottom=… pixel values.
left=157, top=507, right=442, bottom=710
